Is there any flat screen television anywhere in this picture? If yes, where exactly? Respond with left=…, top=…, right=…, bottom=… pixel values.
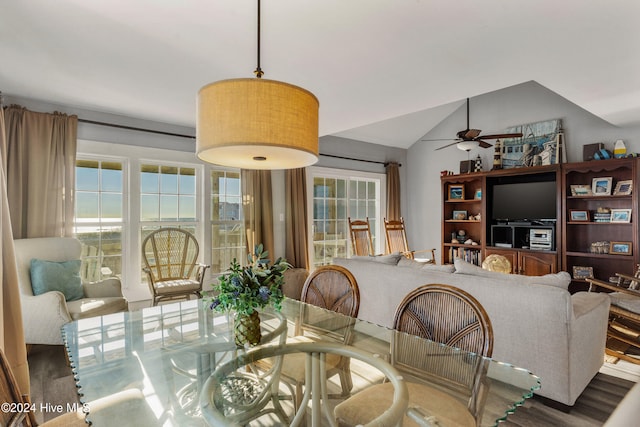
left=491, top=180, right=557, bottom=223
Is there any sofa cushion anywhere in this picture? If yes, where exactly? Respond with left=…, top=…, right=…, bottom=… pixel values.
left=453, top=259, right=571, bottom=290
left=350, top=253, right=403, bottom=265
left=30, top=258, right=84, bottom=301
left=421, top=263, right=456, bottom=273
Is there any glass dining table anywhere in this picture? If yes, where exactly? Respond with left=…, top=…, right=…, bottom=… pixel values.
left=62, top=297, right=540, bottom=426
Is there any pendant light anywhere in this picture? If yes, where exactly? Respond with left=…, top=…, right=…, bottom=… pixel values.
left=196, top=0, right=319, bottom=170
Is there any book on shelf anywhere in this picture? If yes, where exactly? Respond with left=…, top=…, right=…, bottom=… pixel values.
left=450, top=247, right=482, bottom=266
left=593, top=213, right=611, bottom=223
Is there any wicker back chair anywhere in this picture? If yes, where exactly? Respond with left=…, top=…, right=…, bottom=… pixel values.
left=335, top=284, right=494, bottom=427
left=277, top=265, right=360, bottom=411
left=384, top=217, right=436, bottom=263
left=142, top=228, right=210, bottom=306
left=348, top=217, right=374, bottom=256
left=393, top=284, right=493, bottom=357
left=0, top=348, right=154, bottom=427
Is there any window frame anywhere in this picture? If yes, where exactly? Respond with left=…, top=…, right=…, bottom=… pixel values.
left=306, top=166, right=386, bottom=267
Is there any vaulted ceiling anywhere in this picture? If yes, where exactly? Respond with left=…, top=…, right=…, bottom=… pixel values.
left=1, top=0, right=638, bottom=149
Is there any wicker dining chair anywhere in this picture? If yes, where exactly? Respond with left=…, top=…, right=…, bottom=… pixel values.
left=335, top=284, right=494, bottom=427
left=142, top=228, right=210, bottom=306
left=0, top=348, right=156, bottom=427
left=384, top=217, right=436, bottom=263
left=348, top=217, right=374, bottom=256
left=262, top=265, right=361, bottom=412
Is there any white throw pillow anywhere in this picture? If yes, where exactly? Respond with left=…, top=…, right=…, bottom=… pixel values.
left=453, top=258, right=570, bottom=290
left=350, top=253, right=403, bottom=265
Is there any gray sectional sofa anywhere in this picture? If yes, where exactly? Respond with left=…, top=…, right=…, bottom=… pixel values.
left=332, top=254, right=611, bottom=407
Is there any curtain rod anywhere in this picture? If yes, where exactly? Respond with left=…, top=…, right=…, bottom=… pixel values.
left=320, top=153, right=401, bottom=167
left=78, top=118, right=196, bottom=139
left=78, top=117, right=401, bottom=167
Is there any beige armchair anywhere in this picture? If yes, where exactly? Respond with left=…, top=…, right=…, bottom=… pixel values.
left=14, top=237, right=128, bottom=345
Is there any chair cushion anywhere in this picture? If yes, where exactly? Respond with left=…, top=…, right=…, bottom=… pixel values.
left=154, top=279, right=201, bottom=295
left=334, top=381, right=475, bottom=427
left=30, top=258, right=83, bottom=301
left=66, top=297, right=128, bottom=320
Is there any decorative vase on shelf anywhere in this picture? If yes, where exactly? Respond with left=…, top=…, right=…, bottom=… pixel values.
left=234, top=311, right=261, bottom=347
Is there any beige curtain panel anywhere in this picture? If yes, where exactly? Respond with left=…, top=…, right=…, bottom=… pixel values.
left=241, top=169, right=275, bottom=261
left=3, top=105, right=77, bottom=238
left=0, top=107, right=30, bottom=395
left=285, top=168, right=309, bottom=269
left=386, top=161, right=401, bottom=220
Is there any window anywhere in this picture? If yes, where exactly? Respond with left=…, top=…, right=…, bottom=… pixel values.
left=74, top=159, right=124, bottom=282
left=309, top=168, right=385, bottom=267
left=211, top=170, right=245, bottom=273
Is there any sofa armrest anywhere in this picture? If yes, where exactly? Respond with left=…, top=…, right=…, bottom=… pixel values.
left=604, top=381, right=640, bottom=426
left=21, top=292, right=72, bottom=345
left=83, top=278, right=124, bottom=298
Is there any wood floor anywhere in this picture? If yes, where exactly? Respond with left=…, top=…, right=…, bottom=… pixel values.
left=28, top=344, right=637, bottom=426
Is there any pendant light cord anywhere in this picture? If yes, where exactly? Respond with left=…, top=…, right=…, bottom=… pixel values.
left=254, top=0, right=264, bottom=78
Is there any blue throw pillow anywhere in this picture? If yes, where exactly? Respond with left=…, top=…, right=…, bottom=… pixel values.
left=30, top=259, right=83, bottom=302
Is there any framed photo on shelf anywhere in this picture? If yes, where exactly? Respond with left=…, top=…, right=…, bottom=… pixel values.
left=592, top=177, right=613, bottom=196
left=572, top=266, right=594, bottom=280
left=474, top=188, right=482, bottom=200
left=613, top=180, right=633, bottom=196
left=570, top=184, right=592, bottom=196
left=448, top=184, right=465, bottom=200
left=452, top=210, right=468, bottom=220
left=569, top=210, right=590, bottom=222
left=609, top=241, right=633, bottom=255
left=610, top=208, right=632, bottom=223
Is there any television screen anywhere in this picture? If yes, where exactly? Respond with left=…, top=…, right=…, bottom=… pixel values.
left=492, top=181, right=557, bottom=222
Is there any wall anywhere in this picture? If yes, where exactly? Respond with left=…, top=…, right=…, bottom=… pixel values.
left=406, top=81, right=640, bottom=259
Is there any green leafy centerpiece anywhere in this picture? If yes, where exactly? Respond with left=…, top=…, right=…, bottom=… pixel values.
left=208, top=244, right=290, bottom=346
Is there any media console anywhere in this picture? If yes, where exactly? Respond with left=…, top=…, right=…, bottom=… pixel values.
left=491, top=224, right=555, bottom=251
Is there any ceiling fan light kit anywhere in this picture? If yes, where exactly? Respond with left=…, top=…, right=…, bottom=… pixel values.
left=196, top=0, right=319, bottom=170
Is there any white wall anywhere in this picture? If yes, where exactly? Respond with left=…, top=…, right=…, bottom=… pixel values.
left=406, top=81, right=640, bottom=258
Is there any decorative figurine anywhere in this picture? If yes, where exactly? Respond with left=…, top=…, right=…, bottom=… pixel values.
left=492, top=140, right=503, bottom=170
left=614, top=139, right=627, bottom=158
left=474, top=155, right=483, bottom=172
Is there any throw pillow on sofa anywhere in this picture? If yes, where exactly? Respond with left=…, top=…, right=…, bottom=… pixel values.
left=30, top=258, right=84, bottom=301
left=453, top=258, right=571, bottom=290
left=350, top=253, right=403, bottom=265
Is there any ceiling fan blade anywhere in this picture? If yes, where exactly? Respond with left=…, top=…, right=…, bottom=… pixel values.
left=435, top=140, right=463, bottom=151
left=478, top=132, right=523, bottom=140
left=464, top=129, right=482, bottom=139
left=420, top=138, right=460, bottom=142
left=477, top=139, right=493, bottom=149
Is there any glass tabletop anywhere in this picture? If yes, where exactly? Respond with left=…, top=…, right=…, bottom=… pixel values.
left=62, top=298, right=540, bottom=426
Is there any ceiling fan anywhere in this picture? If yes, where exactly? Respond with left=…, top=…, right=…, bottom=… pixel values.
left=422, top=98, right=523, bottom=151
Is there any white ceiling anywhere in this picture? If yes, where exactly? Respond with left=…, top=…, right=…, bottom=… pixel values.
left=1, top=0, right=639, bottom=149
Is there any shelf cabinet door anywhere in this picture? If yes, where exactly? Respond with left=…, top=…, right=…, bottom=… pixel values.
left=485, top=248, right=557, bottom=275
left=519, top=251, right=557, bottom=276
